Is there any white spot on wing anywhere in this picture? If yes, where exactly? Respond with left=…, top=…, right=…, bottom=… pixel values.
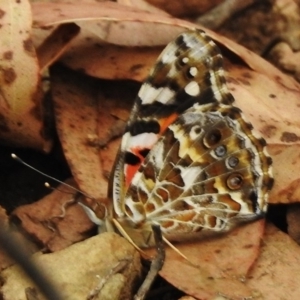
left=127, top=132, right=158, bottom=150
left=189, top=125, right=202, bottom=141
left=182, top=57, right=189, bottom=64
left=139, top=83, right=175, bottom=105
left=138, top=83, right=162, bottom=105
left=185, top=81, right=200, bottom=96
left=156, top=87, right=176, bottom=104
left=189, top=67, right=198, bottom=77
left=150, top=139, right=165, bottom=169
left=121, top=132, right=131, bottom=150
left=180, top=166, right=201, bottom=187
left=160, top=44, right=178, bottom=64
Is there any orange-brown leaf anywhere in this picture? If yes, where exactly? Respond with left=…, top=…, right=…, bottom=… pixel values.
left=246, top=223, right=300, bottom=298
left=145, top=220, right=265, bottom=299
left=11, top=179, right=94, bottom=252
left=0, top=0, right=50, bottom=150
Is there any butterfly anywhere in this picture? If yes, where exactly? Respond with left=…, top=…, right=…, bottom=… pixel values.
left=81, top=29, right=274, bottom=248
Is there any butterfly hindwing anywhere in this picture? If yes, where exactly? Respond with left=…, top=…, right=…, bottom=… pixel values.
left=123, top=104, right=273, bottom=238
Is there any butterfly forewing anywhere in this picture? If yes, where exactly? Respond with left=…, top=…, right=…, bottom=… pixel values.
left=112, top=29, right=234, bottom=217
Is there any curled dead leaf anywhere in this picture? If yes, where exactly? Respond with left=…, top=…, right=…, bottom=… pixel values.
left=144, top=0, right=224, bottom=17
left=11, top=179, right=94, bottom=252
left=226, top=64, right=300, bottom=204
left=118, top=0, right=170, bottom=15
left=145, top=220, right=265, bottom=299
left=50, top=66, right=108, bottom=200
left=287, top=203, right=300, bottom=244
left=0, top=207, right=15, bottom=271
left=246, top=222, right=300, bottom=298
left=0, top=0, right=50, bottom=151
left=61, top=45, right=161, bottom=82
left=36, top=23, right=80, bottom=74
left=31, top=1, right=193, bottom=46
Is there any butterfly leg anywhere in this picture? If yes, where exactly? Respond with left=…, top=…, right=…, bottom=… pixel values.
left=134, top=224, right=165, bottom=300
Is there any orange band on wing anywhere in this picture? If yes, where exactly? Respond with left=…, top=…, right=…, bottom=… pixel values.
left=159, top=113, right=178, bottom=134
left=125, top=113, right=178, bottom=188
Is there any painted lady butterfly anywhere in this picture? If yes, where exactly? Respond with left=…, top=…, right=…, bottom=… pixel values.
left=82, top=29, right=274, bottom=247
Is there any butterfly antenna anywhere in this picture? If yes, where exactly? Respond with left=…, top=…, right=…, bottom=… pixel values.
left=11, top=153, right=93, bottom=199
left=44, top=182, right=78, bottom=195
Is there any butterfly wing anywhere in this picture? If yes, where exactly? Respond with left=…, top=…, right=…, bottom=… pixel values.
left=111, top=29, right=234, bottom=216
left=123, top=104, right=273, bottom=240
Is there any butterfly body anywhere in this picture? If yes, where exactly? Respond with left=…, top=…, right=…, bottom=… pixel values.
left=93, top=29, right=273, bottom=247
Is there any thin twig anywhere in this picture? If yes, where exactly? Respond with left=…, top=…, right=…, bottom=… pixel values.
left=134, top=224, right=165, bottom=300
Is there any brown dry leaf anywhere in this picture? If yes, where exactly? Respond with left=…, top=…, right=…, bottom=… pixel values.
left=145, top=220, right=265, bottom=299
left=286, top=203, right=300, bottom=244
left=0, top=0, right=50, bottom=151
left=30, top=2, right=195, bottom=81
left=246, top=222, right=300, bottom=298
left=144, top=0, right=224, bottom=17
left=273, top=0, right=300, bottom=51
left=11, top=179, right=94, bottom=252
left=96, top=82, right=138, bottom=176
left=30, top=2, right=192, bottom=81
left=196, top=0, right=259, bottom=30
left=0, top=206, right=39, bottom=271
left=36, top=23, right=80, bottom=73
left=30, top=2, right=294, bottom=89
left=0, top=206, right=14, bottom=270
left=268, top=144, right=300, bottom=204
left=0, top=206, right=8, bottom=227
left=118, top=0, right=170, bottom=15
left=268, top=42, right=300, bottom=82
left=32, top=2, right=285, bottom=85
left=30, top=1, right=299, bottom=92
left=210, top=30, right=299, bottom=89
left=96, top=80, right=137, bottom=141
left=1, top=233, right=141, bottom=300
left=31, top=1, right=194, bottom=47
left=50, top=66, right=138, bottom=203
left=51, top=65, right=108, bottom=200
left=227, top=65, right=298, bottom=145
left=62, top=45, right=162, bottom=82
left=100, top=138, right=122, bottom=179
left=178, top=297, right=197, bottom=300
left=224, top=64, right=300, bottom=204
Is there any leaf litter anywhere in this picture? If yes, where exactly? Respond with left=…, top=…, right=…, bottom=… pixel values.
left=0, top=0, right=300, bottom=299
